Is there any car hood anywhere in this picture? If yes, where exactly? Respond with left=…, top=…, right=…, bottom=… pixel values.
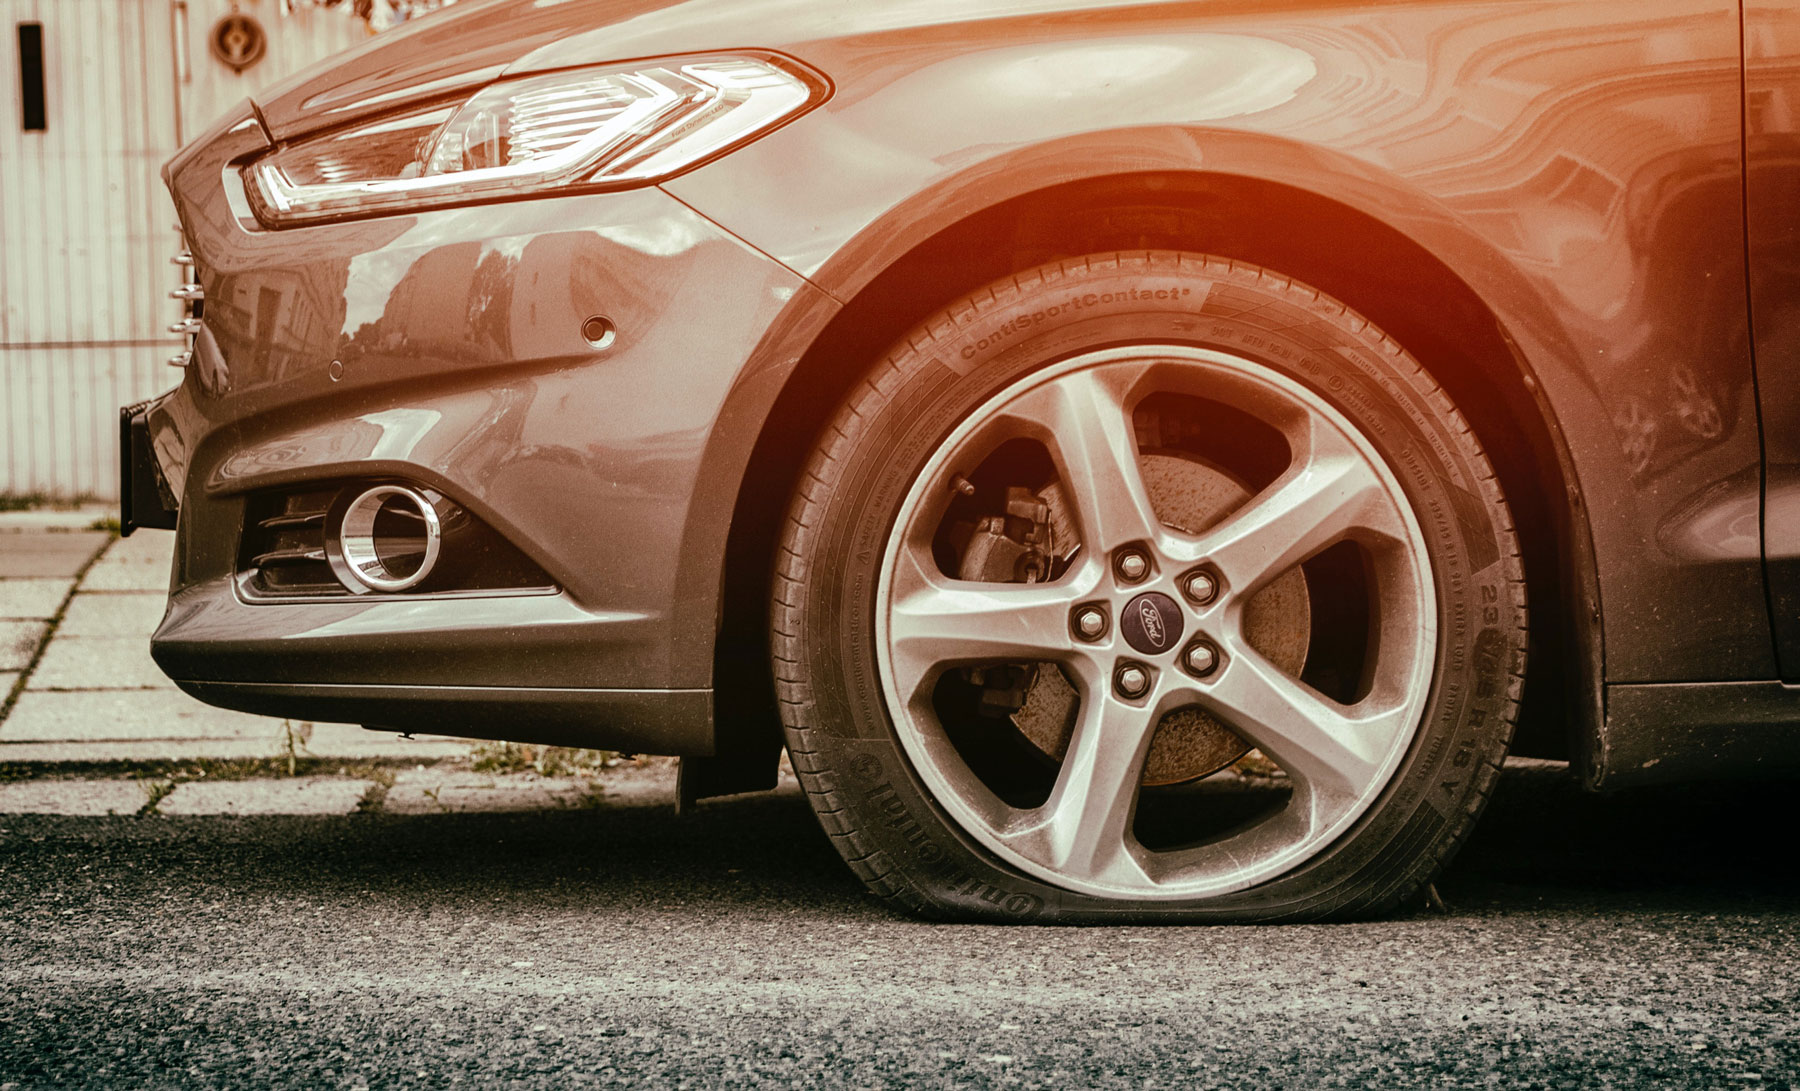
left=254, top=0, right=1165, bottom=140
left=254, top=0, right=684, bottom=140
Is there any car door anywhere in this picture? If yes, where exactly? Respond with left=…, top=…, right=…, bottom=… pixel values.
left=1746, top=0, right=1800, bottom=678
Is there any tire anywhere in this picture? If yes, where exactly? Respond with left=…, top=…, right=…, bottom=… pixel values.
left=772, top=252, right=1525, bottom=922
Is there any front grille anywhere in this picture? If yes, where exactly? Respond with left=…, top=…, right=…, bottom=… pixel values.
left=238, top=481, right=558, bottom=601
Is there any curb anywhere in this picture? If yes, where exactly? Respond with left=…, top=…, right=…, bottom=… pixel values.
left=0, top=761, right=690, bottom=817
left=0, top=505, right=115, bottom=532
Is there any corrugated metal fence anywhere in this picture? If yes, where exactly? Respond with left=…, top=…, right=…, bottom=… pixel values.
left=1, top=0, right=363, bottom=499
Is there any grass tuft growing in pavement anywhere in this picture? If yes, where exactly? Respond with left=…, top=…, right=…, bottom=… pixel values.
left=137, top=779, right=175, bottom=815
left=0, top=491, right=103, bottom=511
left=1, top=756, right=423, bottom=785
left=280, top=720, right=313, bottom=776
left=354, top=779, right=391, bottom=813
left=469, top=742, right=616, bottom=778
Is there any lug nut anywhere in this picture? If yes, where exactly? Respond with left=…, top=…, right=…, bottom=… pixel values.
left=1074, top=607, right=1107, bottom=639
left=1116, top=552, right=1149, bottom=582
left=1183, top=641, right=1219, bottom=677
left=1115, top=665, right=1151, bottom=699
left=1183, top=572, right=1217, bottom=605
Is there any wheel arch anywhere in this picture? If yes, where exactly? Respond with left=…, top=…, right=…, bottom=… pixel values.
left=711, top=168, right=1601, bottom=779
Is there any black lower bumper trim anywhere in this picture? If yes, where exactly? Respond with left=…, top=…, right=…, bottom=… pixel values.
left=1593, top=681, right=1800, bottom=789
left=175, top=680, right=715, bottom=756
left=119, top=400, right=177, bottom=536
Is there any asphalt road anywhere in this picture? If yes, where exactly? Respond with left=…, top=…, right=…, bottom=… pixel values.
left=3, top=762, right=1797, bottom=1090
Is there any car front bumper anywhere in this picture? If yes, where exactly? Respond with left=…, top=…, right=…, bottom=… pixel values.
left=135, top=105, right=826, bottom=754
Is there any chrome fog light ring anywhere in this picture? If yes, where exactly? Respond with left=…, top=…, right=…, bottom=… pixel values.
left=325, top=484, right=443, bottom=593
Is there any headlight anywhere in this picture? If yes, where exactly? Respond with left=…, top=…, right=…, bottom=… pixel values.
left=245, top=54, right=823, bottom=226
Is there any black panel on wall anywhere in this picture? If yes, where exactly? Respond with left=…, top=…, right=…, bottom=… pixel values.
left=19, top=22, right=45, bottom=132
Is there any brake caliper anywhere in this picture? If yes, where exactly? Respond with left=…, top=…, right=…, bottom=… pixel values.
left=956, top=486, right=1057, bottom=716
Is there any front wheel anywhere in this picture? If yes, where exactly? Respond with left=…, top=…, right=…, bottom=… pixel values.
left=772, top=252, right=1525, bottom=922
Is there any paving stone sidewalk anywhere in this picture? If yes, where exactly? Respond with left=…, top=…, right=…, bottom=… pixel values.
left=0, top=511, right=747, bottom=816
left=1, top=508, right=474, bottom=767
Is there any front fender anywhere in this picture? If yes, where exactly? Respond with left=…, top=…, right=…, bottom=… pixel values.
left=668, top=0, right=1769, bottom=689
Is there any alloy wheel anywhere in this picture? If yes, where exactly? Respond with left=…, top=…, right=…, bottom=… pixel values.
left=875, top=345, right=1437, bottom=901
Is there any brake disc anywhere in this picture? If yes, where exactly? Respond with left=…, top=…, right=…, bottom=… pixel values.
left=1012, top=452, right=1312, bottom=786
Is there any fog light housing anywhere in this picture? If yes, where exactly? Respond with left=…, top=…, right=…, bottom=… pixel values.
left=326, top=484, right=443, bottom=593
left=240, top=479, right=556, bottom=601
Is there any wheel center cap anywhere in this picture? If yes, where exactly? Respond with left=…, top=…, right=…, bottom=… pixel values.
left=1121, top=592, right=1184, bottom=656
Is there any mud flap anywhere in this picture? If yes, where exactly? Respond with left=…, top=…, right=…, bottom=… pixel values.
left=119, top=400, right=177, bottom=536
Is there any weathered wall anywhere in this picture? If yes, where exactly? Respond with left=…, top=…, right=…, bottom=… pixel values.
left=1, top=0, right=364, bottom=499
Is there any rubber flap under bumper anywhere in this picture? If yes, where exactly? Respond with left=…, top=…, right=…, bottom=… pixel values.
left=119, top=398, right=178, bottom=535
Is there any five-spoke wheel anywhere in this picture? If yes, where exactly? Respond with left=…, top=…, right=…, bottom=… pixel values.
left=878, top=346, right=1435, bottom=899
left=774, top=252, right=1524, bottom=922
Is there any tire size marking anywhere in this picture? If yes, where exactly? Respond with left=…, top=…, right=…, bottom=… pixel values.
left=1436, top=626, right=1506, bottom=803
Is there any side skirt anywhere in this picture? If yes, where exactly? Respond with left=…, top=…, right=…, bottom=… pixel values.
left=1589, top=681, right=1800, bottom=790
